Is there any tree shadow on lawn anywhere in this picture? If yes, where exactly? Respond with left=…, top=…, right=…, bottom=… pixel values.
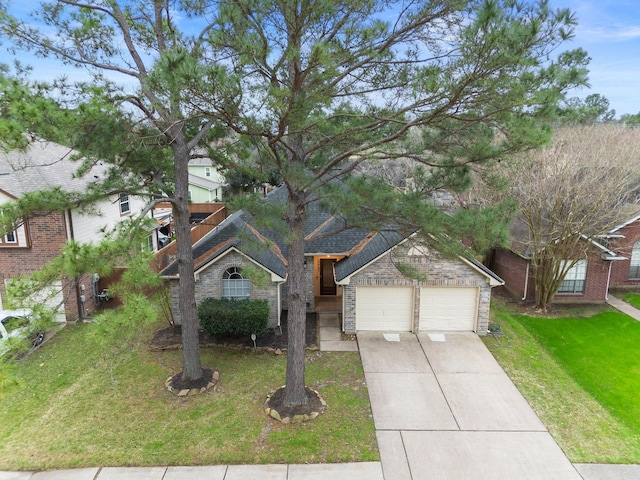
left=149, top=310, right=318, bottom=351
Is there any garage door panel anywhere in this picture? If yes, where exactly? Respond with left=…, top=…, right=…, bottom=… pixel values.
left=356, top=287, right=413, bottom=331
left=420, top=287, right=478, bottom=332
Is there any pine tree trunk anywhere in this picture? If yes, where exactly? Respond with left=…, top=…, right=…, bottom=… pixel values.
left=283, top=198, right=308, bottom=407
left=173, top=139, right=203, bottom=382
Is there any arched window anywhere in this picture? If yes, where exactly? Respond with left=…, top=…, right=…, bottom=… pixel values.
left=222, top=267, right=250, bottom=299
left=630, top=240, right=640, bottom=279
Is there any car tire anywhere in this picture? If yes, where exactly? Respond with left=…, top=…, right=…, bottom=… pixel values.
left=31, top=332, right=45, bottom=347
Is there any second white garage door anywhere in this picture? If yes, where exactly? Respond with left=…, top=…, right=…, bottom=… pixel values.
left=356, top=286, right=413, bottom=331
left=419, top=287, right=478, bottom=332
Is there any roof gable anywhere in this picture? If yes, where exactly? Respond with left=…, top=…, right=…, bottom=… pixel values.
left=160, top=184, right=501, bottom=283
left=161, top=184, right=408, bottom=278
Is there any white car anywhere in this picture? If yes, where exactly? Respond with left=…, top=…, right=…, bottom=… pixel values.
left=0, top=309, right=45, bottom=355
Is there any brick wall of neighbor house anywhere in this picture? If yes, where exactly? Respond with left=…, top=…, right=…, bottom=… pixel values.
left=609, top=220, right=640, bottom=288
left=492, top=248, right=529, bottom=300
left=553, top=249, right=611, bottom=303
left=0, top=211, right=80, bottom=320
left=170, top=251, right=281, bottom=328
left=495, top=246, right=612, bottom=304
left=342, top=247, right=493, bottom=334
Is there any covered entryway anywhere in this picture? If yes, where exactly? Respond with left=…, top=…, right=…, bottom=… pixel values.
left=419, top=286, right=478, bottom=331
left=319, top=258, right=337, bottom=295
left=356, top=286, right=413, bottom=331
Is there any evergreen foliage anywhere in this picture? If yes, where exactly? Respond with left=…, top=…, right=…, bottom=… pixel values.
left=198, top=298, right=269, bottom=338
left=0, top=0, right=590, bottom=402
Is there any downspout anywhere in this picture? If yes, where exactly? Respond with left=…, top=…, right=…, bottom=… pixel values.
left=605, top=261, right=613, bottom=301
left=276, top=278, right=286, bottom=333
left=277, top=281, right=281, bottom=328
left=522, top=261, right=529, bottom=301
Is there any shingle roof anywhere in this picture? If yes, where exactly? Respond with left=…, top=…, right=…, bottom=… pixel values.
left=188, top=173, right=221, bottom=190
left=0, top=139, right=108, bottom=198
left=160, top=184, right=403, bottom=278
left=334, top=230, right=404, bottom=281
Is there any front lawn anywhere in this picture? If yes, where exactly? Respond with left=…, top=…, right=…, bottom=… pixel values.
left=486, top=302, right=640, bottom=463
left=0, top=319, right=377, bottom=471
left=622, top=292, right=640, bottom=310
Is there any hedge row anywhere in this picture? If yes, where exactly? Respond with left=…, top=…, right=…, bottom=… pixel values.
left=198, top=297, right=269, bottom=337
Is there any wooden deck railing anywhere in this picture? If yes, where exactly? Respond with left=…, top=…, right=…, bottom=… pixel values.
left=151, top=204, right=227, bottom=273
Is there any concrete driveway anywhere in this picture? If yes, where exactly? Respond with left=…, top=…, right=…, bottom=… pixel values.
left=358, top=331, right=583, bottom=480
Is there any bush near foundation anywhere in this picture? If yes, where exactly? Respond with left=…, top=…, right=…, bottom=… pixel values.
left=198, top=297, right=269, bottom=337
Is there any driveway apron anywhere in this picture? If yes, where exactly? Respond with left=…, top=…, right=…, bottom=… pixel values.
left=358, top=331, right=582, bottom=480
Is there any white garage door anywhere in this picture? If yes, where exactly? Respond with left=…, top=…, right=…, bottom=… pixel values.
left=356, top=286, right=413, bottom=331
left=419, top=287, right=478, bottom=332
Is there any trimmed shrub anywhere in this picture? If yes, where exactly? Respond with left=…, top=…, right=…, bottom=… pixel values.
left=198, top=297, right=269, bottom=337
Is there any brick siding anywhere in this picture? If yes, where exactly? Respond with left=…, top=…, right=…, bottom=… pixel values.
left=0, top=211, right=88, bottom=321
left=170, top=251, right=281, bottom=328
left=341, top=246, right=494, bottom=335
left=493, top=244, right=611, bottom=304
left=608, top=219, right=640, bottom=288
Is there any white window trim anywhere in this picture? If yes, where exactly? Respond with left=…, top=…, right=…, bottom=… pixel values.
left=222, top=267, right=251, bottom=299
left=558, top=259, right=587, bottom=294
left=630, top=240, right=640, bottom=279
left=119, top=193, right=131, bottom=215
left=4, top=230, right=17, bottom=243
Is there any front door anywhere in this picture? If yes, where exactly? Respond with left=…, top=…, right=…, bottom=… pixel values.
left=320, top=259, right=337, bottom=295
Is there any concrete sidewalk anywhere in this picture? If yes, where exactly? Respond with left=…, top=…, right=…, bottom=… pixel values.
left=0, top=463, right=384, bottom=480
left=607, top=294, right=640, bottom=321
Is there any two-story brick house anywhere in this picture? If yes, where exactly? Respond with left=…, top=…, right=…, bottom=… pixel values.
left=0, top=139, right=153, bottom=321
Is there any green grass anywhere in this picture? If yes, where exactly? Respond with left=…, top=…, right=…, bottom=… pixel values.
left=0, top=320, right=377, bottom=470
left=623, top=292, right=640, bottom=309
left=486, top=302, right=640, bottom=463
left=517, top=312, right=640, bottom=432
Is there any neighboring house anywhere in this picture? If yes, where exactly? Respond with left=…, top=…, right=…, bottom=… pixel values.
left=188, top=158, right=225, bottom=202
left=0, top=139, right=154, bottom=321
left=492, top=214, right=628, bottom=303
left=602, top=212, right=640, bottom=289
left=161, top=186, right=504, bottom=335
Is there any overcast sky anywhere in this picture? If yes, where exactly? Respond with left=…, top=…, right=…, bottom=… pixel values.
left=0, top=1, right=638, bottom=117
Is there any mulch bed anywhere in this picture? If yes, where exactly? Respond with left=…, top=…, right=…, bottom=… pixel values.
left=149, top=311, right=318, bottom=351
left=265, top=386, right=327, bottom=423
left=169, top=368, right=215, bottom=391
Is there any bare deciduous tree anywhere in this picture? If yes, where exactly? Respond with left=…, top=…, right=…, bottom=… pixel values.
left=480, top=125, right=640, bottom=309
